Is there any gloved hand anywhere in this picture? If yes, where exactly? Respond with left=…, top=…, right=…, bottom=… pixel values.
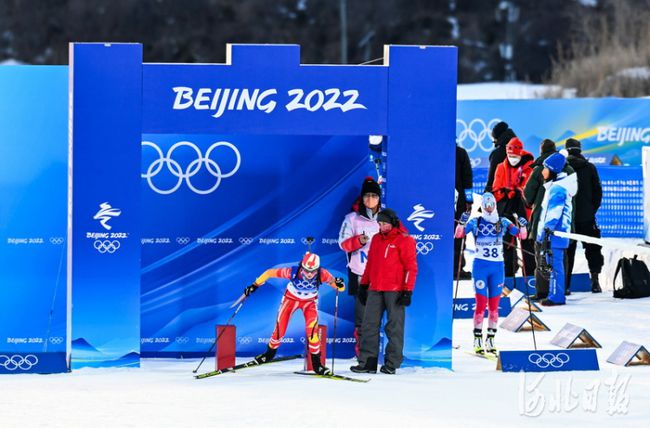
left=464, top=189, right=474, bottom=204
left=358, top=284, right=369, bottom=305
left=518, top=227, right=528, bottom=240
left=454, top=224, right=466, bottom=239
left=397, top=290, right=412, bottom=307
left=244, top=283, right=259, bottom=297
left=334, top=277, right=345, bottom=292
left=459, top=212, right=470, bottom=225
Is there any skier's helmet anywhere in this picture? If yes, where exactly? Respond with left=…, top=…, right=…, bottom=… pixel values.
left=481, top=192, right=497, bottom=213
left=301, top=252, right=320, bottom=272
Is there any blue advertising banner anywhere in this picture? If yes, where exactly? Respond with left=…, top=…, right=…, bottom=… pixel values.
left=0, top=66, right=69, bottom=374
left=140, top=134, right=368, bottom=357
left=498, top=349, right=600, bottom=372
left=452, top=297, right=512, bottom=319
left=457, top=98, right=650, bottom=167
left=70, top=44, right=142, bottom=368
left=143, top=44, right=388, bottom=136
left=471, top=167, right=643, bottom=238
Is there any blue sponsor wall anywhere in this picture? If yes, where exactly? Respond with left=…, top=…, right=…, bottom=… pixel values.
left=0, top=67, right=69, bottom=373
left=140, top=134, right=368, bottom=357
left=459, top=99, right=648, bottom=238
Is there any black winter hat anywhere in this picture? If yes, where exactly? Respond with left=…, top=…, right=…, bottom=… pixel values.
left=377, top=208, right=399, bottom=227
left=540, top=139, right=557, bottom=154
left=360, top=177, right=381, bottom=196
left=491, top=121, right=509, bottom=140
left=566, top=138, right=582, bottom=152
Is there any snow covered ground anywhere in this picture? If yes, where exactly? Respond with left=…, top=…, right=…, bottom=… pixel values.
left=3, top=244, right=650, bottom=428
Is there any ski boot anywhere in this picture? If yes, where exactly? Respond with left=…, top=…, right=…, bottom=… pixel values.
left=591, top=272, right=602, bottom=293
left=485, top=328, right=498, bottom=355
left=254, top=345, right=277, bottom=364
left=473, top=329, right=484, bottom=355
left=310, top=353, right=332, bottom=375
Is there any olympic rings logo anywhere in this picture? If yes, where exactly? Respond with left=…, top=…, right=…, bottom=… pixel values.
left=239, top=237, right=254, bottom=245
left=175, top=336, right=189, bottom=344
left=142, top=141, right=241, bottom=195
left=294, top=279, right=317, bottom=291
left=0, top=354, right=38, bottom=371
left=49, top=237, right=64, bottom=245
left=528, top=352, right=570, bottom=369
left=49, top=336, right=64, bottom=345
left=94, top=239, right=121, bottom=254
left=176, top=237, right=191, bottom=245
left=238, top=336, right=253, bottom=345
left=456, top=118, right=502, bottom=152
left=416, top=241, right=434, bottom=255
left=477, top=224, right=498, bottom=236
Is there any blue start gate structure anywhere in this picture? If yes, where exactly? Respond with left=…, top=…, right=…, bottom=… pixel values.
left=63, top=43, right=457, bottom=371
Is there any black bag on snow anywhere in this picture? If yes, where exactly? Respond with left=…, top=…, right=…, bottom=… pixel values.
left=613, top=255, right=650, bottom=299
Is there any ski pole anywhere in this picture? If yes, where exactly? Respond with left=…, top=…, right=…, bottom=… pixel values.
left=331, top=288, right=340, bottom=374
left=192, top=298, right=247, bottom=374
left=514, top=214, right=537, bottom=351
left=452, top=235, right=467, bottom=315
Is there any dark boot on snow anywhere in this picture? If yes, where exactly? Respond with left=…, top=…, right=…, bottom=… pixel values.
left=310, top=353, right=332, bottom=375
left=350, top=357, right=378, bottom=373
left=254, top=346, right=277, bottom=364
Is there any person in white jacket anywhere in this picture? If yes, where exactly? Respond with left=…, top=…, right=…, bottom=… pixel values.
left=536, top=153, right=578, bottom=306
left=338, top=177, right=381, bottom=357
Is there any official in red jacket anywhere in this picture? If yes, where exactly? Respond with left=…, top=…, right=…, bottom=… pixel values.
left=350, top=208, right=417, bottom=375
left=492, top=137, right=536, bottom=278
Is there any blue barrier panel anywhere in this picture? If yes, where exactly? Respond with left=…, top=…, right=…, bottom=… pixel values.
left=452, top=297, right=512, bottom=319
left=70, top=44, right=143, bottom=368
left=498, top=349, right=600, bottom=372
left=386, top=46, right=457, bottom=367
left=0, top=352, right=67, bottom=374
left=0, top=66, right=69, bottom=374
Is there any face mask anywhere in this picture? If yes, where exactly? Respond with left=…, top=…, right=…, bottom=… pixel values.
left=379, top=223, right=393, bottom=234
left=507, top=156, right=521, bottom=166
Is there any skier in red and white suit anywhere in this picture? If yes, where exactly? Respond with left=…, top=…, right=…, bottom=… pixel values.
left=243, top=252, right=345, bottom=375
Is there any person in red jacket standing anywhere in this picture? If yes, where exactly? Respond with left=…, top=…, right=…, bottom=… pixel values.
left=350, top=208, right=418, bottom=375
left=492, top=137, right=536, bottom=278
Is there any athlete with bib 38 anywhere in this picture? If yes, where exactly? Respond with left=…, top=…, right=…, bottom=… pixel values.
left=455, top=193, right=526, bottom=355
